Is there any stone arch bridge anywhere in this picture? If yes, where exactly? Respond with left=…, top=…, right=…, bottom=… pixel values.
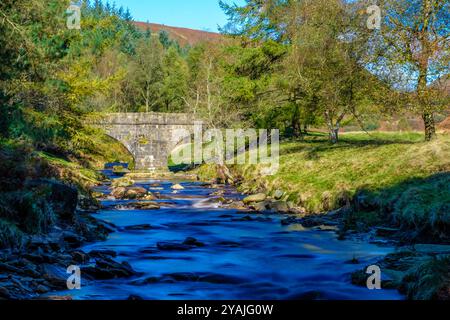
left=92, top=113, right=199, bottom=170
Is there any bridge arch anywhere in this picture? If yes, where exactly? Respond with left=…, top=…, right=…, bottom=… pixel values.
left=92, top=113, right=200, bottom=171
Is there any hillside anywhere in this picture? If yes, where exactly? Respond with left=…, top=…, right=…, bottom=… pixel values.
left=133, top=21, right=223, bottom=46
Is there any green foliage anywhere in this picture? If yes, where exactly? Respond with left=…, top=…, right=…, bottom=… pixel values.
left=402, top=256, right=450, bottom=300
left=392, top=174, right=450, bottom=237
left=0, top=190, right=55, bottom=235
left=0, top=220, right=25, bottom=250
left=160, top=47, right=189, bottom=112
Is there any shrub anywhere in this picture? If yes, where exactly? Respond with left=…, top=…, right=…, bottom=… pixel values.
left=20, top=194, right=56, bottom=234
left=0, top=220, right=25, bottom=250
left=402, top=256, right=450, bottom=300
left=1, top=190, right=56, bottom=235
left=393, top=173, right=450, bottom=239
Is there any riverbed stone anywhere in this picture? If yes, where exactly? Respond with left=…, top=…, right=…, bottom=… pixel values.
left=243, top=193, right=267, bottom=204
left=71, top=251, right=89, bottom=264
left=142, top=192, right=157, bottom=201
left=84, top=258, right=137, bottom=280
left=171, top=184, right=185, bottom=190
left=124, top=187, right=148, bottom=199
left=273, top=190, right=285, bottom=200
left=269, top=201, right=290, bottom=213
left=183, top=237, right=205, bottom=247
left=89, top=249, right=117, bottom=259
left=41, top=264, right=68, bottom=288
left=36, top=284, right=50, bottom=294
left=112, top=177, right=134, bottom=188
left=249, top=201, right=269, bottom=212
left=92, top=192, right=105, bottom=199
left=222, top=201, right=247, bottom=211
left=133, top=202, right=161, bottom=210
left=157, top=242, right=192, bottom=251
left=124, top=224, right=154, bottom=231
left=111, top=187, right=127, bottom=199
left=60, top=231, right=84, bottom=248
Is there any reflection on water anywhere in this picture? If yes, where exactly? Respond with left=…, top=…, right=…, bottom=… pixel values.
left=58, top=178, right=403, bottom=300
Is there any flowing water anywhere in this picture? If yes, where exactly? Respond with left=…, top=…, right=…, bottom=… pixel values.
left=58, top=175, right=403, bottom=300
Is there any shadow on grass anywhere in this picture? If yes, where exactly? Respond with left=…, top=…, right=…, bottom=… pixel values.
left=348, top=172, right=450, bottom=243
left=281, top=132, right=421, bottom=157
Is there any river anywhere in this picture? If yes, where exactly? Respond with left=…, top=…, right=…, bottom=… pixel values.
left=55, top=174, right=403, bottom=300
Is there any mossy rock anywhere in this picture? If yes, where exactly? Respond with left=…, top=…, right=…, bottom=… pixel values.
left=112, top=166, right=130, bottom=176
left=111, top=177, right=135, bottom=188
left=243, top=193, right=267, bottom=204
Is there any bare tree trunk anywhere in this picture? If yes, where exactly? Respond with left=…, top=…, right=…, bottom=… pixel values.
left=146, top=86, right=150, bottom=113
left=328, top=128, right=338, bottom=144
left=417, top=0, right=436, bottom=142
left=423, top=112, right=436, bottom=141
left=325, top=111, right=345, bottom=144
left=291, top=104, right=303, bottom=139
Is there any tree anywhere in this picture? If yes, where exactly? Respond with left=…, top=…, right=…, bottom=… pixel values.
left=219, top=0, right=291, bottom=42
left=129, top=38, right=164, bottom=112
left=222, top=0, right=377, bottom=143
left=159, top=31, right=172, bottom=49
left=160, top=47, right=189, bottom=112
left=368, top=0, right=449, bottom=141
left=185, top=43, right=245, bottom=128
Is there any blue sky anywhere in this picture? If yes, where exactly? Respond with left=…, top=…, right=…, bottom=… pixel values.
left=110, top=0, right=244, bottom=32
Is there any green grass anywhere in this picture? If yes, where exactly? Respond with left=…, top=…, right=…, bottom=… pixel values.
left=35, top=129, right=134, bottom=193
left=195, top=132, right=450, bottom=236
left=402, top=255, right=450, bottom=300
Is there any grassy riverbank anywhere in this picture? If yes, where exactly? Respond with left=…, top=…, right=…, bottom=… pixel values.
left=194, top=131, right=450, bottom=299
left=195, top=132, right=450, bottom=241
left=0, top=129, right=133, bottom=249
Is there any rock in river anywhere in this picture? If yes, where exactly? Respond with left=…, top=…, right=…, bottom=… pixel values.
left=157, top=237, right=205, bottom=251
left=171, top=183, right=185, bottom=190
left=41, top=264, right=68, bottom=288
left=268, top=201, right=290, bottom=213
left=243, top=193, right=267, bottom=205
left=124, top=224, right=154, bottom=231
left=111, top=177, right=134, bottom=188
left=83, top=257, right=137, bottom=280
left=133, top=202, right=161, bottom=210
left=111, top=187, right=127, bottom=199
left=124, top=187, right=148, bottom=199
left=111, top=187, right=151, bottom=200
left=183, top=237, right=205, bottom=247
